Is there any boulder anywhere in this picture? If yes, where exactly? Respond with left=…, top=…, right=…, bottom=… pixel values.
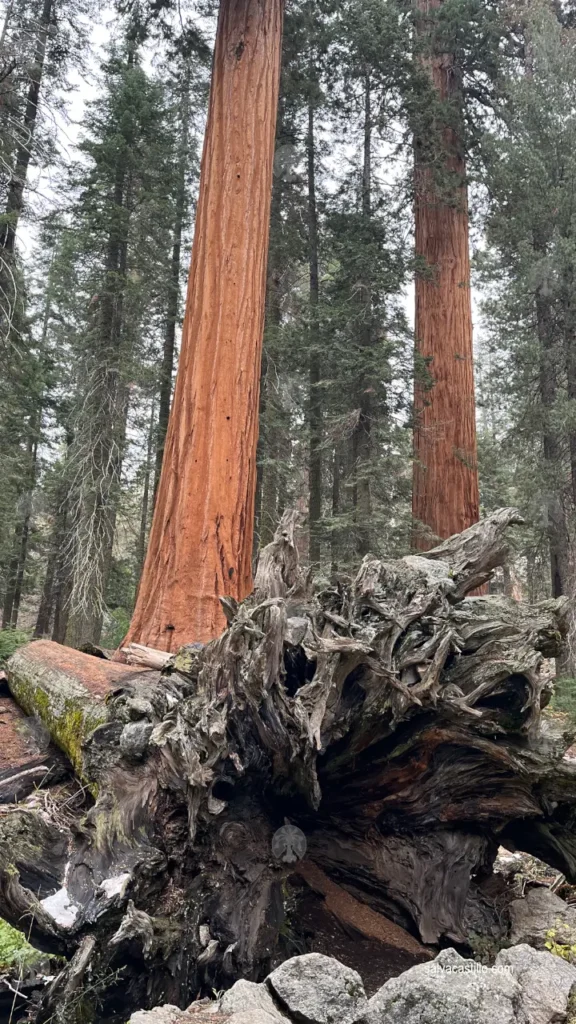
left=227, top=1014, right=287, bottom=1024
left=220, top=979, right=287, bottom=1019
left=129, top=1008, right=188, bottom=1024
left=496, top=944, right=576, bottom=1024
left=360, top=947, right=520, bottom=1024
left=266, top=953, right=367, bottom=1024
left=509, top=887, right=576, bottom=949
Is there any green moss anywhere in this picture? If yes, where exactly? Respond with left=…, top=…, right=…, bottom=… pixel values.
left=7, top=663, right=107, bottom=786
left=0, top=917, right=43, bottom=971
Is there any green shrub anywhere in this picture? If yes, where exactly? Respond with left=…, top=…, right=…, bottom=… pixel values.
left=0, top=628, right=30, bottom=663
left=101, top=606, right=131, bottom=650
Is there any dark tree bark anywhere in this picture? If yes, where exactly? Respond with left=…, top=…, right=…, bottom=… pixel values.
left=2, top=427, right=38, bottom=628
left=331, top=444, right=341, bottom=572
left=1, top=508, right=575, bottom=1023
left=64, top=163, right=131, bottom=649
left=307, top=99, right=322, bottom=567
left=562, top=265, right=576, bottom=512
left=256, top=167, right=284, bottom=553
left=351, top=73, right=373, bottom=558
left=536, top=274, right=570, bottom=603
left=34, top=440, right=73, bottom=639
left=153, top=70, right=191, bottom=499
left=136, top=401, right=156, bottom=587
left=0, top=0, right=52, bottom=258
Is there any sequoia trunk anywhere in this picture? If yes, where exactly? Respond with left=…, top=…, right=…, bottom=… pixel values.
left=412, top=2, right=480, bottom=549
left=125, top=0, right=284, bottom=649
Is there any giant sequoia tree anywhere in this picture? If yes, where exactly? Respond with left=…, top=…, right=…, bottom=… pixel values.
left=411, top=0, right=480, bottom=548
left=125, top=0, right=285, bottom=650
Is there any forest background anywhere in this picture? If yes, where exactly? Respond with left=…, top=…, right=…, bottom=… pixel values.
left=1, top=0, right=575, bottom=680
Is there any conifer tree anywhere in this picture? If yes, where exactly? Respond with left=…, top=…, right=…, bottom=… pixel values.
left=411, top=0, right=480, bottom=549
left=125, top=0, right=285, bottom=649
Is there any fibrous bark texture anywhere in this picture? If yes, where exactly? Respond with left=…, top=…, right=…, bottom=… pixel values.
left=1, top=509, right=575, bottom=1023
left=125, top=0, right=284, bottom=650
left=412, top=0, right=480, bottom=549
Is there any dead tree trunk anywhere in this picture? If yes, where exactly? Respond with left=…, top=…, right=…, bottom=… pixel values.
left=0, top=0, right=52, bottom=257
left=412, top=0, right=480, bottom=549
left=125, top=0, right=285, bottom=651
left=1, top=508, right=575, bottom=1023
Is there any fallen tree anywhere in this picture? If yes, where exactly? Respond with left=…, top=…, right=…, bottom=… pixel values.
left=1, top=508, right=575, bottom=1022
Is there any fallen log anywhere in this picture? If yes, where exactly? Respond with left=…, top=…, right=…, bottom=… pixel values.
left=0, top=692, right=69, bottom=803
left=0, top=508, right=574, bottom=1023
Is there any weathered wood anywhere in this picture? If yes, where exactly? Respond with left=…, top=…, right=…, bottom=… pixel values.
left=0, top=693, right=68, bottom=802
left=295, top=860, right=429, bottom=956
left=121, top=643, right=172, bottom=669
left=0, top=509, right=574, bottom=1023
left=7, top=639, right=159, bottom=778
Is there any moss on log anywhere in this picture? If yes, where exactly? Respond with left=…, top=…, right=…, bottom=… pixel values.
left=7, top=640, right=158, bottom=782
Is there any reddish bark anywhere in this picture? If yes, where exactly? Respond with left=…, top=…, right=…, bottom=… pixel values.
left=125, top=0, right=284, bottom=649
left=412, top=20, right=480, bottom=549
left=16, top=639, right=157, bottom=699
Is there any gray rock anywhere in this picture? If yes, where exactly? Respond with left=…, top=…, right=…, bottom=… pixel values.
left=494, top=847, right=530, bottom=879
left=267, top=953, right=367, bottom=1024
left=360, top=947, right=521, bottom=1024
left=120, top=721, right=153, bottom=760
left=509, top=887, right=576, bottom=949
left=496, top=943, right=576, bottom=1024
left=220, top=979, right=287, bottom=1019
left=128, top=1007, right=187, bottom=1024
left=228, top=1014, right=287, bottom=1024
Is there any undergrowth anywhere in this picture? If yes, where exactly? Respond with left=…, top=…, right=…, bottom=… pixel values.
left=0, top=628, right=30, bottom=663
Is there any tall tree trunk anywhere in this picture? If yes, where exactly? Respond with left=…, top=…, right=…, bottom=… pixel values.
left=137, top=400, right=156, bottom=586
left=352, top=73, right=373, bottom=558
left=33, top=426, right=73, bottom=641
left=536, top=282, right=571, bottom=597
left=561, top=266, right=576, bottom=511
left=0, top=1, right=13, bottom=55
left=0, top=0, right=52, bottom=258
left=2, top=429, right=38, bottom=628
left=153, top=71, right=191, bottom=498
left=331, top=444, right=340, bottom=572
left=34, top=544, right=57, bottom=637
left=51, top=523, right=72, bottom=644
left=307, top=99, right=322, bottom=566
left=125, top=0, right=284, bottom=650
left=256, top=167, right=283, bottom=553
left=65, top=166, right=130, bottom=649
left=412, top=0, right=480, bottom=549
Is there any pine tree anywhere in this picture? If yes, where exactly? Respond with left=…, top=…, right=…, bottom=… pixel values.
left=53, top=49, right=178, bottom=646
left=478, top=0, right=576, bottom=666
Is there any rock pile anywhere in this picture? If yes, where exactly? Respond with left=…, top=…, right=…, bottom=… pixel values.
left=129, top=947, right=576, bottom=1024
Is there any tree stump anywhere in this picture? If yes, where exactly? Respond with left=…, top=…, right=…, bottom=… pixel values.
left=1, top=508, right=574, bottom=1022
